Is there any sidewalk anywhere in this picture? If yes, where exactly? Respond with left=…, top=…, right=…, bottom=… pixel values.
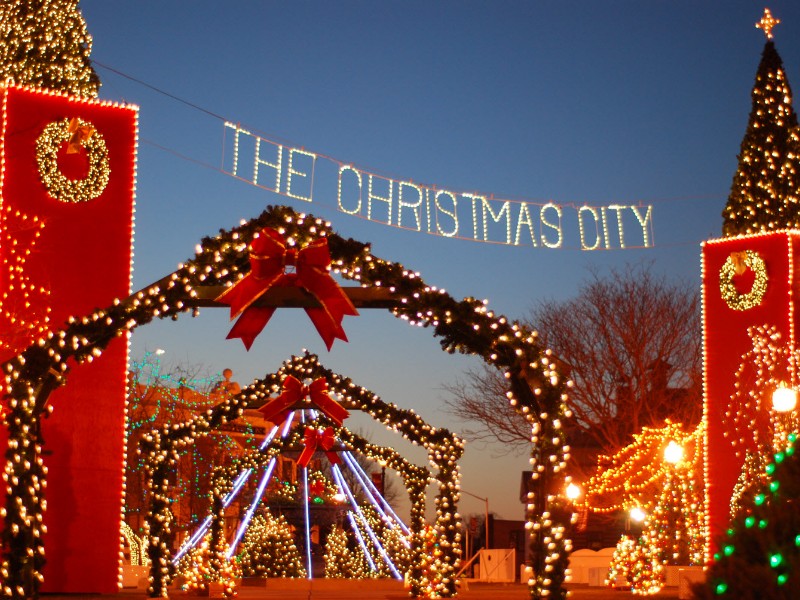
left=41, top=581, right=683, bottom=600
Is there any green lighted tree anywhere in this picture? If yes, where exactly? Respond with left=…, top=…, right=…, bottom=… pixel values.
left=694, top=435, right=800, bottom=599
left=0, top=0, right=100, bottom=98
left=722, top=16, right=800, bottom=236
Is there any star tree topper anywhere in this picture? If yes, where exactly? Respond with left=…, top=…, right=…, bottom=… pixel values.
left=757, top=8, right=780, bottom=40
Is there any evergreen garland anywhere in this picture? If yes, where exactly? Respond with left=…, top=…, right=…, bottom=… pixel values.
left=1, top=205, right=569, bottom=600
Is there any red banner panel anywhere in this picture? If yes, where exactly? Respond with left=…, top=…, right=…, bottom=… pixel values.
left=0, top=85, right=136, bottom=592
left=702, top=232, right=799, bottom=558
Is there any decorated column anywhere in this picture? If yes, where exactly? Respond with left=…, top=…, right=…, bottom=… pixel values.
left=0, top=84, right=137, bottom=593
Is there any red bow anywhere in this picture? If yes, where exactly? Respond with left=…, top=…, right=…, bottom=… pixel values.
left=66, top=117, right=95, bottom=154
left=309, top=479, right=326, bottom=497
left=298, top=426, right=340, bottom=467
left=258, top=376, right=349, bottom=426
left=215, top=228, right=358, bottom=350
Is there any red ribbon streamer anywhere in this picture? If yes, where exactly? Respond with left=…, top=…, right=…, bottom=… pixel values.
left=258, top=375, right=349, bottom=426
left=215, top=227, right=358, bottom=350
left=298, top=426, right=340, bottom=467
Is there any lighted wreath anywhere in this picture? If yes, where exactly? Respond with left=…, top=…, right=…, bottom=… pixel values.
left=35, top=117, right=110, bottom=203
left=719, top=249, right=768, bottom=311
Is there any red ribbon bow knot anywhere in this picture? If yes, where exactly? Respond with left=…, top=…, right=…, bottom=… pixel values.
left=258, top=376, right=349, bottom=426
left=298, top=426, right=340, bottom=467
left=215, top=228, right=358, bottom=350
left=66, top=117, right=95, bottom=155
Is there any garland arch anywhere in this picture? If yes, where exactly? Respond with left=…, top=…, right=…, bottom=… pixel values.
left=1, top=204, right=572, bottom=600
left=142, top=351, right=460, bottom=597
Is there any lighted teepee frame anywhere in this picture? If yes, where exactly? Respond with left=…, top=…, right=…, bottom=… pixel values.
left=145, top=351, right=455, bottom=597
left=203, top=419, right=429, bottom=585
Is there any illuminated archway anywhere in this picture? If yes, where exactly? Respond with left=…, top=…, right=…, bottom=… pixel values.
left=1, top=205, right=571, bottom=600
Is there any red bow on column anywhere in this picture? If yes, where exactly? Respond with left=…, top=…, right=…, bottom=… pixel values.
left=258, top=375, right=349, bottom=426
left=298, top=426, right=340, bottom=467
left=215, top=228, right=358, bottom=350
left=66, top=116, right=95, bottom=154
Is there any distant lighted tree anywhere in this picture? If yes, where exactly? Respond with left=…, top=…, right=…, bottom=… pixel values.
left=581, top=421, right=705, bottom=595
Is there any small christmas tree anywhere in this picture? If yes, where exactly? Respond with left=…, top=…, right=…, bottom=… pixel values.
left=236, top=512, right=306, bottom=578
left=351, top=504, right=409, bottom=579
left=0, top=0, right=100, bottom=97
left=606, top=535, right=663, bottom=593
left=649, top=466, right=705, bottom=568
left=175, top=534, right=240, bottom=598
left=324, top=525, right=367, bottom=578
left=722, top=9, right=800, bottom=237
left=695, top=434, right=800, bottom=599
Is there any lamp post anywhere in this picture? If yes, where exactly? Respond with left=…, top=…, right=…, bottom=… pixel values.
left=627, top=506, right=646, bottom=532
left=461, top=489, right=490, bottom=550
left=664, top=440, right=684, bottom=466
left=565, top=483, right=581, bottom=502
left=772, top=384, right=797, bottom=446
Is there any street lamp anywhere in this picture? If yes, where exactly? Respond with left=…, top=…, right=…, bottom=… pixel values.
left=629, top=506, right=646, bottom=524
left=565, top=483, right=581, bottom=502
left=771, top=384, right=797, bottom=446
left=461, top=489, right=490, bottom=550
left=772, top=384, right=798, bottom=413
left=663, top=441, right=684, bottom=465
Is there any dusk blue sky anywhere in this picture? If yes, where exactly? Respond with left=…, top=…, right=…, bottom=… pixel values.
left=80, top=1, right=800, bottom=521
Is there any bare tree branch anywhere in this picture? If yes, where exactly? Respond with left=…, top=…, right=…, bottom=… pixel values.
left=443, top=262, right=702, bottom=457
left=441, top=368, right=531, bottom=455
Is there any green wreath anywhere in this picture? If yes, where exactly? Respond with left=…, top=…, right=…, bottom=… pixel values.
left=36, top=117, right=110, bottom=203
left=719, top=249, right=768, bottom=311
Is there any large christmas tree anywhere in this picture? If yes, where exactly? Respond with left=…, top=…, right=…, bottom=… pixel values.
left=0, top=0, right=100, bottom=98
left=722, top=9, right=800, bottom=236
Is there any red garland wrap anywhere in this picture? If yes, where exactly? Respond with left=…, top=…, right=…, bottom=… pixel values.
left=258, top=375, right=349, bottom=426
left=215, top=227, right=358, bottom=350
left=298, top=426, right=340, bottom=467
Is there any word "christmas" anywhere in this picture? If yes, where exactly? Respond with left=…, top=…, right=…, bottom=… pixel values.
left=222, top=123, right=653, bottom=250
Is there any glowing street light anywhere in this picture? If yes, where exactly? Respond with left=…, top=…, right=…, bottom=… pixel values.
left=663, top=441, right=684, bottom=465
left=565, top=482, right=581, bottom=502
left=772, top=384, right=798, bottom=413
left=629, top=506, right=646, bottom=523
